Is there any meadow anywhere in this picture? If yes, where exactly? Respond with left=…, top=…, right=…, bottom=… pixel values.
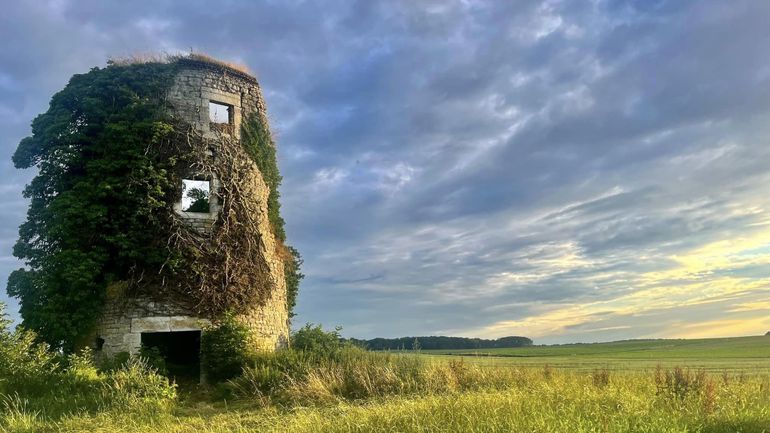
left=5, top=361, right=769, bottom=433
left=1, top=317, right=769, bottom=433
left=424, top=335, right=770, bottom=372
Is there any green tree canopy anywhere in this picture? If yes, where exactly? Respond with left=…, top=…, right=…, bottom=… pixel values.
left=8, top=63, right=181, bottom=351
left=184, top=187, right=210, bottom=213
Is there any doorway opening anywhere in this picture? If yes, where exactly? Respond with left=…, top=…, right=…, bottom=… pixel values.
left=140, top=330, right=201, bottom=382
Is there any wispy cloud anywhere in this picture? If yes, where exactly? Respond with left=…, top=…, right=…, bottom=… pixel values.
left=1, top=1, right=770, bottom=342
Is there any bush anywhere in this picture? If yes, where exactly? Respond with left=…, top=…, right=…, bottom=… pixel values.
left=0, top=303, right=61, bottom=397
left=0, top=302, right=176, bottom=419
left=291, top=323, right=345, bottom=355
left=201, top=313, right=253, bottom=382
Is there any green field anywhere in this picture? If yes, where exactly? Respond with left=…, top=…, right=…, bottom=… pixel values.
left=3, top=335, right=770, bottom=432
left=423, top=336, right=770, bottom=372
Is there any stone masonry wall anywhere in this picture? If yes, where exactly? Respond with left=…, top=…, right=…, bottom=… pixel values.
left=96, top=288, right=209, bottom=356
left=166, top=64, right=264, bottom=140
left=95, top=62, right=289, bottom=356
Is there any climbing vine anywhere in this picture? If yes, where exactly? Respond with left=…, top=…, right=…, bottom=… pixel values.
left=240, top=114, right=304, bottom=319
left=7, top=57, right=301, bottom=351
left=241, top=114, right=285, bottom=242
left=161, top=123, right=275, bottom=316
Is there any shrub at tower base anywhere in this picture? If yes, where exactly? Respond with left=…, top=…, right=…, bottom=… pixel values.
left=7, top=57, right=302, bottom=352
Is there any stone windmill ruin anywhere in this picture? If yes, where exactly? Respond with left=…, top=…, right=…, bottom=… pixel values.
left=90, top=56, right=290, bottom=370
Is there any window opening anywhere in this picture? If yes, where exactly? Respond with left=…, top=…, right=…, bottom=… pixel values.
left=182, top=179, right=210, bottom=213
left=209, top=101, right=232, bottom=124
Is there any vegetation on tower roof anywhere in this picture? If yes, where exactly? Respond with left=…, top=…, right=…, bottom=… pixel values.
left=107, top=52, right=255, bottom=81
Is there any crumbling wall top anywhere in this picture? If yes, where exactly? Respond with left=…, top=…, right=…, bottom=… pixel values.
left=175, top=56, right=258, bottom=84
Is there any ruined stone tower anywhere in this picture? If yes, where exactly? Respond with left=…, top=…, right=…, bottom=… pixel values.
left=94, top=57, right=289, bottom=361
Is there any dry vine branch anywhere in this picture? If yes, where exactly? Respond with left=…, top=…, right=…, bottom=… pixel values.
left=132, top=123, right=277, bottom=318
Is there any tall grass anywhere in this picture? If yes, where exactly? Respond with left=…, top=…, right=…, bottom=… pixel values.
left=226, top=347, right=537, bottom=405
left=12, top=366, right=770, bottom=433
left=0, top=303, right=177, bottom=427
left=0, top=354, right=176, bottom=423
left=2, top=311, right=768, bottom=432
left=107, top=52, right=252, bottom=75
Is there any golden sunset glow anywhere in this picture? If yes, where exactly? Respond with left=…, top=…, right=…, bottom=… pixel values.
left=471, top=229, right=770, bottom=340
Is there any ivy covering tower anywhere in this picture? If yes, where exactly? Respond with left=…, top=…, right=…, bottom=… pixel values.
left=8, top=54, right=302, bottom=355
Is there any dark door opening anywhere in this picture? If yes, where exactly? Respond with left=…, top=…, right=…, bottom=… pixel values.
left=141, top=330, right=201, bottom=382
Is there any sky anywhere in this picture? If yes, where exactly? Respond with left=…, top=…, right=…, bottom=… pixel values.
left=1, top=1, right=770, bottom=344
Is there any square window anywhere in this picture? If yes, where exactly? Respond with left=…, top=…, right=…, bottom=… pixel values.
left=209, top=101, right=232, bottom=124
left=182, top=179, right=210, bottom=213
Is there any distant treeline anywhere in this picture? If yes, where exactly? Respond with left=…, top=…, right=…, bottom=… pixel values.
left=349, top=336, right=533, bottom=351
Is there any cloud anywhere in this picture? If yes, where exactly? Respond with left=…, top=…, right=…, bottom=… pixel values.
left=1, top=0, right=770, bottom=342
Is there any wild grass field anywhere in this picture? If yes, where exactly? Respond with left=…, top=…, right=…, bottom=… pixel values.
left=16, top=370, right=770, bottom=433
left=1, top=316, right=768, bottom=433
left=424, top=335, right=770, bottom=372
left=5, top=360, right=769, bottom=433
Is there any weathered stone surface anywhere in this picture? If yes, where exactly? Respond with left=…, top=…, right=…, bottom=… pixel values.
left=95, top=62, right=289, bottom=357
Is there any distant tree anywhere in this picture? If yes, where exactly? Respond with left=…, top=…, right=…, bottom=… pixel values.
left=356, top=335, right=533, bottom=351
left=184, top=187, right=209, bottom=213
left=494, top=336, right=534, bottom=348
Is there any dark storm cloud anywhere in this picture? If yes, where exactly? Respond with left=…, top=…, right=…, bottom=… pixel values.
left=2, top=0, right=770, bottom=341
